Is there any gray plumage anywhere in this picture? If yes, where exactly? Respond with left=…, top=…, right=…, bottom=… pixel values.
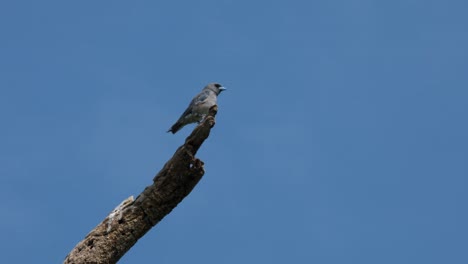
left=168, top=83, right=226, bottom=134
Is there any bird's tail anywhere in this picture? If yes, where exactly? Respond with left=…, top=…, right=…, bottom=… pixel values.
left=167, top=122, right=183, bottom=134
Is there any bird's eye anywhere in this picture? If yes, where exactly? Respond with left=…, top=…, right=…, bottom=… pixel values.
left=214, top=83, right=221, bottom=88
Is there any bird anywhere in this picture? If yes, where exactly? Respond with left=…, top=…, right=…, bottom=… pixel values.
left=168, top=83, right=226, bottom=134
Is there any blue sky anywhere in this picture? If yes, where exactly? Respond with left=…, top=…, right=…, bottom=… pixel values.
left=1, top=1, right=467, bottom=263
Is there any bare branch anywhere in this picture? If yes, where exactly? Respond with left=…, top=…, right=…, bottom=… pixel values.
left=64, top=105, right=218, bottom=264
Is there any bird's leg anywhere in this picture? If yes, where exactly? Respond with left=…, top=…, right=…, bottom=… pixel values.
left=198, top=114, right=207, bottom=124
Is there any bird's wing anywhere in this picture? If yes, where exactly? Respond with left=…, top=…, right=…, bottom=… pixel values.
left=175, top=91, right=209, bottom=119
left=191, top=90, right=210, bottom=106
left=173, top=90, right=210, bottom=123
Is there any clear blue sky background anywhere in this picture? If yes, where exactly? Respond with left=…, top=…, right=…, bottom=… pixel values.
left=1, top=1, right=467, bottom=263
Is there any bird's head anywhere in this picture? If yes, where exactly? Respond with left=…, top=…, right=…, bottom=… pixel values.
left=205, top=83, right=226, bottom=95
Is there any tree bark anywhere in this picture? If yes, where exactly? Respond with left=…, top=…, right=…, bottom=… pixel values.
left=64, top=105, right=218, bottom=264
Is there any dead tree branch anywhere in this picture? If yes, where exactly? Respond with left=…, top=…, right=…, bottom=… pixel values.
left=64, top=105, right=218, bottom=264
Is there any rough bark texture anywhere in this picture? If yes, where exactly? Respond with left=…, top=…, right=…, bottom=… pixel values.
left=64, top=106, right=218, bottom=264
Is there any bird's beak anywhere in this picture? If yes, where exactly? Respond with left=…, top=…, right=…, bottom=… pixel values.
left=219, top=86, right=227, bottom=91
